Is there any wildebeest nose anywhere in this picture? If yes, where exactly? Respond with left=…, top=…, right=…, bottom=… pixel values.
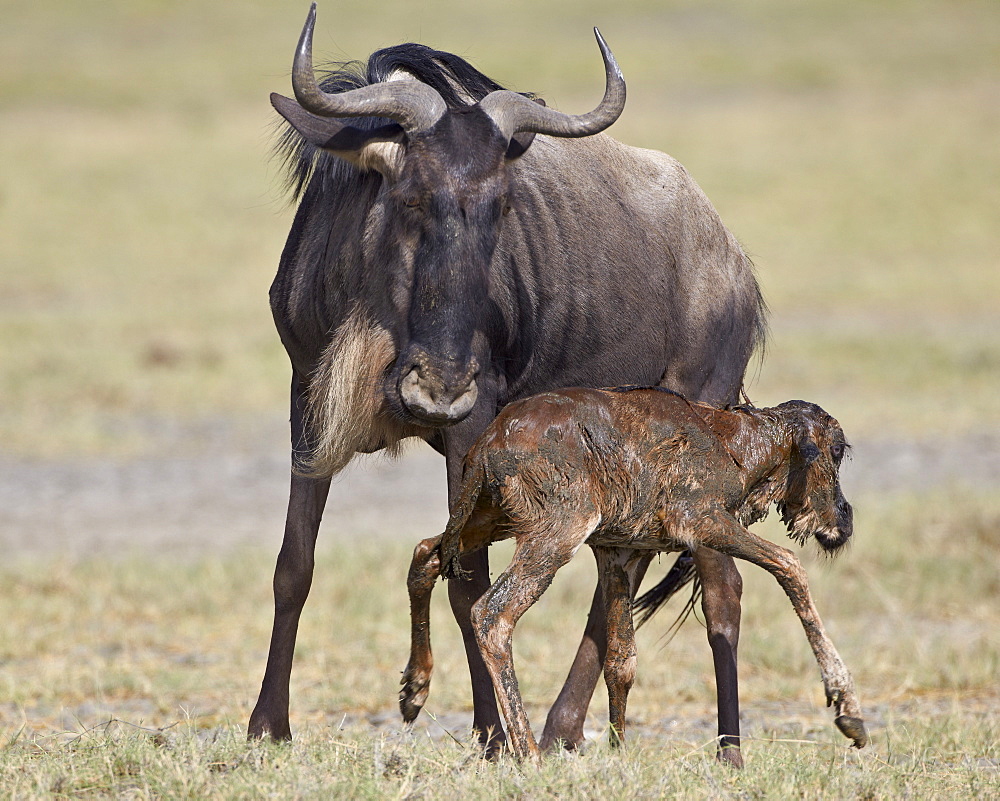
left=399, top=357, right=479, bottom=425
left=836, top=497, right=854, bottom=541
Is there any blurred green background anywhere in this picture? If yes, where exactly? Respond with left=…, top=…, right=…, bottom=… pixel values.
left=2, top=0, right=997, bottom=455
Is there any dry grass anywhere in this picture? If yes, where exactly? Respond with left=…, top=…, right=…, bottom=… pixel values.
left=2, top=0, right=999, bottom=796
left=2, top=490, right=999, bottom=796
left=2, top=718, right=998, bottom=799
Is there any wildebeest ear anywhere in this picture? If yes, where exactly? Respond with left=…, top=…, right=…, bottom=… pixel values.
left=504, top=98, right=546, bottom=160
left=271, top=93, right=405, bottom=172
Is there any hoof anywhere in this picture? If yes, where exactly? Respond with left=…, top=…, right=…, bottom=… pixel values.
left=539, top=735, right=582, bottom=754
left=247, top=705, right=292, bottom=742
left=246, top=721, right=292, bottom=742
left=476, top=728, right=508, bottom=761
left=399, top=671, right=430, bottom=723
left=835, top=715, right=868, bottom=749
left=717, top=744, right=744, bottom=769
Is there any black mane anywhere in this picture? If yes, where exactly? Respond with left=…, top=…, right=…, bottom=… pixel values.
left=274, top=43, right=534, bottom=200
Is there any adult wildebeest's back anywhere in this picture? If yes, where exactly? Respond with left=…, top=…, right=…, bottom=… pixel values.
left=493, top=134, right=760, bottom=400
left=251, top=4, right=764, bottom=766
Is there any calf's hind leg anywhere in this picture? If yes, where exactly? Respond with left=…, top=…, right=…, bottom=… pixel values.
left=473, top=515, right=600, bottom=762
left=400, top=536, right=443, bottom=723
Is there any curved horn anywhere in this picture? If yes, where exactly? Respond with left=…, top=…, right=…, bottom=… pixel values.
left=479, top=28, right=626, bottom=139
left=291, top=3, right=446, bottom=135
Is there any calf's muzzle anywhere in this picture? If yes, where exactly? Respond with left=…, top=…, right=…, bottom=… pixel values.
left=816, top=493, right=854, bottom=553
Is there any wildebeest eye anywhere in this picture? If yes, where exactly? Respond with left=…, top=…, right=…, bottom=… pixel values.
left=402, top=195, right=421, bottom=208
left=831, top=442, right=845, bottom=462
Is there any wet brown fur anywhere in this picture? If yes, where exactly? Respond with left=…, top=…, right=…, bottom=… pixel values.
left=400, top=387, right=866, bottom=762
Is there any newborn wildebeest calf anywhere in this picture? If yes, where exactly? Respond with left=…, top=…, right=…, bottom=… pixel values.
left=400, top=387, right=868, bottom=762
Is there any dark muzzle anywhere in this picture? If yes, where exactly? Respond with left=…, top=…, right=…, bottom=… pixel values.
left=816, top=495, right=854, bottom=553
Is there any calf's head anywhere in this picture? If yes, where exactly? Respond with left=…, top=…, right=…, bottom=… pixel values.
left=774, top=401, right=853, bottom=553
left=273, top=4, right=626, bottom=426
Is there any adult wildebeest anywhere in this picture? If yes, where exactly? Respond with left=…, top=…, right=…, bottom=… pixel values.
left=249, top=4, right=766, bottom=766
left=400, top=389, right=867, bottom=761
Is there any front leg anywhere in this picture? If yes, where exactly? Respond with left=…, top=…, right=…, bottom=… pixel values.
left=698, top=512, right=867, bottom=748
left=249, top=375, right=332, bottom=741
left=539, top=551, right=653, bottom=750
left=592, top=547, right=640, bottom=746
left=692, top=548, right=744, bottom=768
left=442, top=396, right=506, bottom=754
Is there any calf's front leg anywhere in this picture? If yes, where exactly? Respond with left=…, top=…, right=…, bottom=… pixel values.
left=698, top=513, right=867, bottom=748
left=539, top=549, right=744, bottom=768
left=539, top=550, right=653, bottom=750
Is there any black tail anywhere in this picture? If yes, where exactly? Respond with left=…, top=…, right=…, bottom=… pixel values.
left=633, top=551, right=702, bottom=637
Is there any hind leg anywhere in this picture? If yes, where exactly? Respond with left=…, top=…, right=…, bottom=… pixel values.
left=698, top=511, right=867, bottom=749
left=539, top=551, right=653, bottom=750
left=400, top=535, right=443, bottom=723
left=693, top=548, right=744, bottom=767
left=473, top=514, right=600, bottom=761
left=442, top=413, right=510, bottom=753
left=593, top=547, right=640, bottom=746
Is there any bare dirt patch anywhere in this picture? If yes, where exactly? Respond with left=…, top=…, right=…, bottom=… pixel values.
left=2, top=414, right=998, bottom=558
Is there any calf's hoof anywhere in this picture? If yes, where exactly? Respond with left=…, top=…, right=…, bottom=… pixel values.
left=509, top=741, right=542, bottom=764
left=834, top=715, right=868, bottom=749
left=399, top=669, right=431, bottom=723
